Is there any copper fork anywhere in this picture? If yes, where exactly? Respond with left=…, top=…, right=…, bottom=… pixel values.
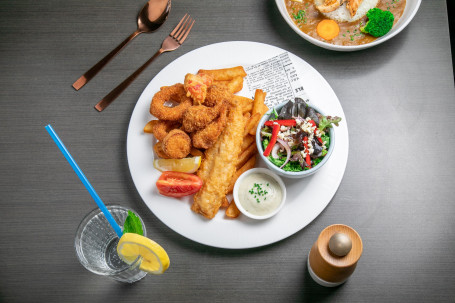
left=95, top=14, right=195, bottom=112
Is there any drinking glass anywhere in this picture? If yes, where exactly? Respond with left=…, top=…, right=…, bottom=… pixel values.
left=74, top=205, right=147, bottom=283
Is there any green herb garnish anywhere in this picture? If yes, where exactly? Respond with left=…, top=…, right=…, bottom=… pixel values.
left=249, top=183, right=269, bottom=203
left=292, top=10, right=307, bottom=24
left=123, top=210, right=143, bottom=235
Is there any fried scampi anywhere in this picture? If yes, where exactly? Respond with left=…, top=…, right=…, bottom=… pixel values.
left=182, top=99, right=226, bottom=133
left=162, top=129, right=191, bottom=159
left=144, top=120, right=181, bottom=141
left=205, top=85, right=234, bottom=107
left=145, top=66, right=275, bottom=220
left=191, top=103, right=228, bottom=149
left=154, top=141, right=170, bottom=159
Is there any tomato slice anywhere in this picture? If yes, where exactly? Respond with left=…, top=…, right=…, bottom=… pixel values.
left=156, top=171, right=202, bottom=198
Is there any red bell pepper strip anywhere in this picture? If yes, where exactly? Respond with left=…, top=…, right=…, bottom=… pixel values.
left=263, top=123, right=280, bottom=157
left=306, top=155, right=311, bottom=167
left=264, top=119, right=296, bottom=127
left=308, top=120, right=323, bottom=144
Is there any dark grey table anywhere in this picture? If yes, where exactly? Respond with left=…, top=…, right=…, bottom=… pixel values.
left=1, top=0, right=454, bottom=302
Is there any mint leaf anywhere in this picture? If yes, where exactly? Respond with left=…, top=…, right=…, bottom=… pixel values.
left=123, top=210, right=143, bottom=235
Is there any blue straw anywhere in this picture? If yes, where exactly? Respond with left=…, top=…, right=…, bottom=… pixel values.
left=45, top=124, right=123, bottom=238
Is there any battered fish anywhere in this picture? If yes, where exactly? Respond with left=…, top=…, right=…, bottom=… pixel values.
left=191, top=101, right=246, bottom=219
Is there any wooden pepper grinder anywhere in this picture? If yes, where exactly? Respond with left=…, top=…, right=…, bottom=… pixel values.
left=307, top=224, right=363, bottom=287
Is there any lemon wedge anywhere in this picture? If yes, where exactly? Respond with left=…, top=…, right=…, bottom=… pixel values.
left=117, top=233, right=170, bottom=275
left=153, top=156, right=201, bottom=173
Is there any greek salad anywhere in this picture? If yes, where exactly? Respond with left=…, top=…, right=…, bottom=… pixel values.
left=260, top=98, right=341, bottom=172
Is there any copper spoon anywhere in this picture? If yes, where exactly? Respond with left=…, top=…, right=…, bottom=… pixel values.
left=72, top=0, right=171, bottom=91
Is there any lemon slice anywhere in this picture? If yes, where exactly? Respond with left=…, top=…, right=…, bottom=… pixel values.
left=153, top=156, right=201, bottom=173
left=117, top=233, right=170, bottom=274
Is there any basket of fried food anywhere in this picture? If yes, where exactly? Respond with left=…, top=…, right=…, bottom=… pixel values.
left=144, top=66, right=269, bottom=220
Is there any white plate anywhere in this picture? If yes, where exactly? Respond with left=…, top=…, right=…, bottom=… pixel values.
left=127, top=41, right=349, bottom=249
left=275, top=0, right=421, bottom=51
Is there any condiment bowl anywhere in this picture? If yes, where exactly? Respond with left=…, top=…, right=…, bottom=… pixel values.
left=274, top=0, right=421, bottom=51
left=233, top=168, right=287, bottom=220
left=255, top=101, right=335, bottom=179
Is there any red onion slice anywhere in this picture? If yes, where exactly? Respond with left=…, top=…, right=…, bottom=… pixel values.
left=276, top=138, right=291, bottom=169
left=271, top=144, right=281, bottom=159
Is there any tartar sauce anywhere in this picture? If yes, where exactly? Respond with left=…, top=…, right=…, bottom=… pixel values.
left=238, top=173, right=283, bottom=216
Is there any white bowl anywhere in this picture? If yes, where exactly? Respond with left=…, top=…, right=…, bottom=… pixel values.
left=233, top=168, right=287, bottom=220
left=275, top=0, right=421, bottom=51
left=256, top=102, right=335, bottom=179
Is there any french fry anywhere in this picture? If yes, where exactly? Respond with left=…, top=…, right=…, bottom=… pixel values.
left=252, top=89, right=266, bottom=115
left=190, top=147, right=204, bottom=158
left=213, top=76, right=244, bottom=94
left=226, top=76, right=244, bottom=93
left=144, top=120, right=156, bottom=133
left=236, top=142, right=257, bottom=170
left=244, top=113, right=261, bottom=136
left=241, top=102, right=253, bottom=114
left=243, top=112, right=251, bottom=123
left=261, top=103, right=269, bottom=115
left=220, top=196, right=229, bottom=208
left=240, top=135, right=255, bottom=152
left=227, top=155, right=256, bottom=193
left=233, top=95, right=253, bottom=113
left=248, top=117, right=261, bottom=135
left=225, top=198, right=241, bottom=218
left=198, top=66, right=247, bottom=81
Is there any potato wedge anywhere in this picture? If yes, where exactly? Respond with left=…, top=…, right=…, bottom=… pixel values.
left=220, top=196, right=229, bottom=208
left=225, top=198, right=241, bottom=218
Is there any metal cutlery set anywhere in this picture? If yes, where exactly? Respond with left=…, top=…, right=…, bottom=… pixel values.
left=72, top=0, right=194, bottom=112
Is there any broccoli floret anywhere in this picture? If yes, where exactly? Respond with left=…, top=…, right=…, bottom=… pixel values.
left=360, top=8, right=395, bottom=38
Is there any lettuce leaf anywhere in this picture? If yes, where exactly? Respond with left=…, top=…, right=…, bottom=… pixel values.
left=267, top=156, right=303, bottom=172
left=318, top=116, right=342, bottom=132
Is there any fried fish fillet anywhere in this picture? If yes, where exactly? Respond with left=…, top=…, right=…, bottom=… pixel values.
left=191, top=101, right=246, bottom=219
